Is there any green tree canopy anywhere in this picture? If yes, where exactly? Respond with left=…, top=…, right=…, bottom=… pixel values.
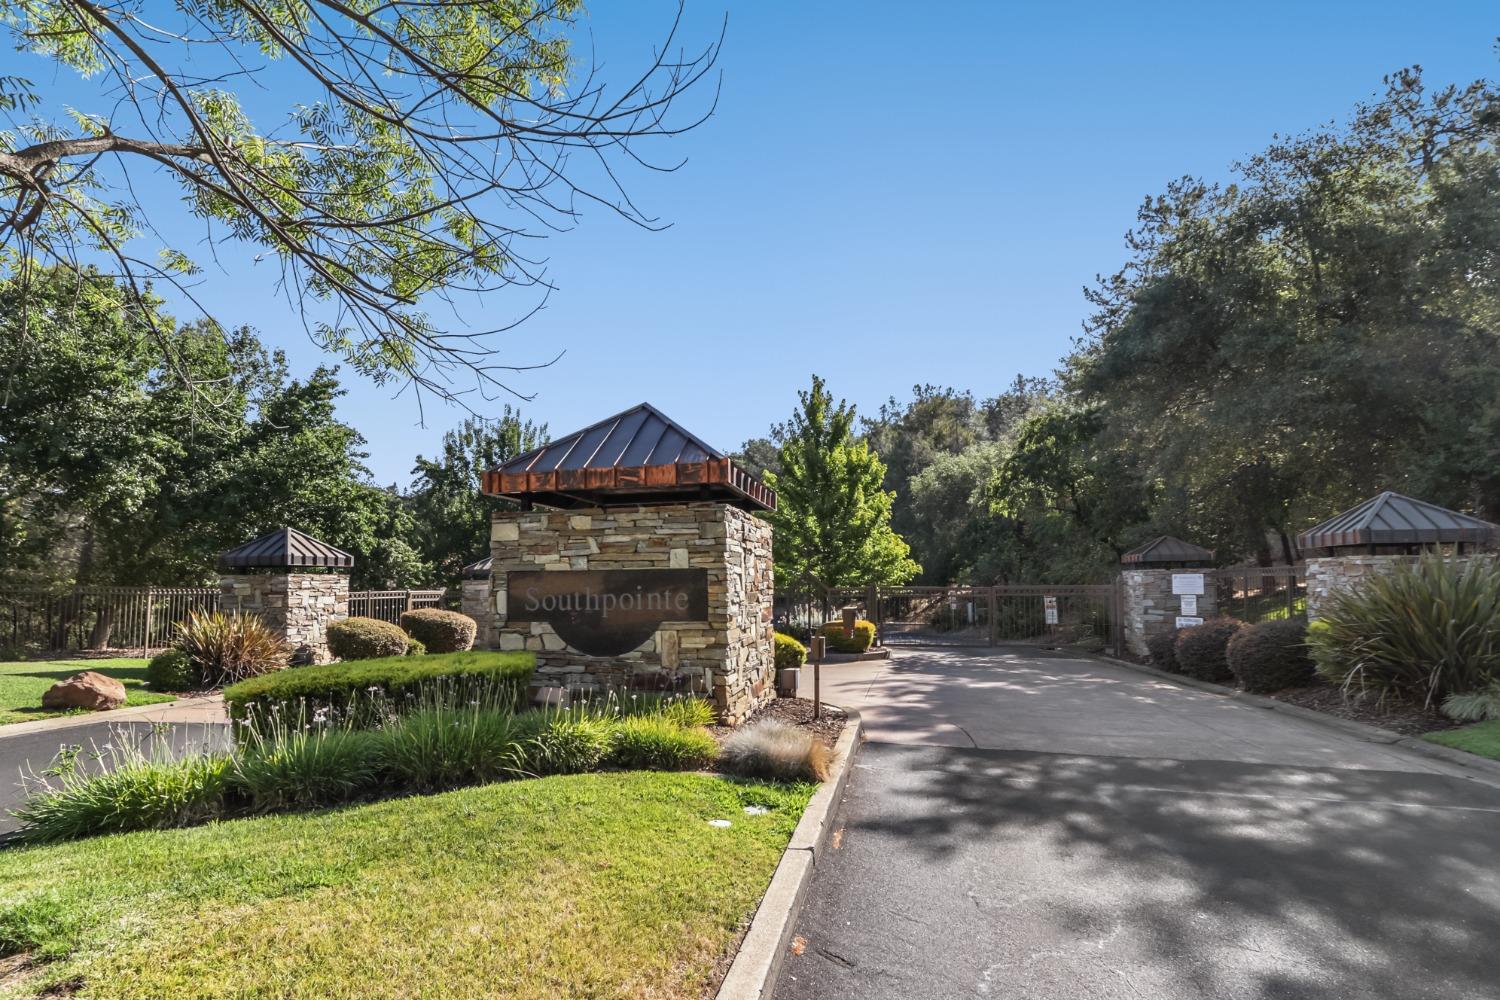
left=0, top=1, right=717, bottom=398
left=407, top=411, right=548, bottom=589
left=764, top=375, right=919, bottom=588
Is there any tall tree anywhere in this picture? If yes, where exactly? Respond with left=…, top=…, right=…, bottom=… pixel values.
left=765, top=376, right=919, bottom=588
left=0, top=1, right=719, bottom=399
left=407, top=411, right=548, bottom=588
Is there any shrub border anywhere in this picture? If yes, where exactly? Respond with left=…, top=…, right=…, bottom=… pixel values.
left=714, top=706, right=863, bottom=1000
left=1090, top=652, right=1500, bottom=781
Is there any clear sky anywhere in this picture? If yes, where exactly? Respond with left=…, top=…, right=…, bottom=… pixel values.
left=25, top=2, right=1500, bottom=484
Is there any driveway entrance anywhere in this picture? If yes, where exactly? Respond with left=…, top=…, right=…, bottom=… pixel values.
left=778, top=647, right=1500, bottom=1000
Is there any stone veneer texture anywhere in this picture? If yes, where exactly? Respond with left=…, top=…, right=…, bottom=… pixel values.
left=488, top=502, right=774, bottom=724
left=1120, top=568, right=1219, bottom=658
left=218, top=571, right=348, bottom=664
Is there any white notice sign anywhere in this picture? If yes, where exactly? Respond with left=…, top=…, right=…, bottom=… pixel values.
left=1176, top=615, right=1204, bottom=628
left=1044, top=596, right=1058, bottom=625
left=1180, top=594, right=1198, bottom=616
left=1045, top=608, right=1058, bottom=624
left=1172, top=573, right=1205, bottom=596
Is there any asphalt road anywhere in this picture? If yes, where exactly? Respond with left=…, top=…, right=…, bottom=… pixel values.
left=778, top=648, right=1500, bottom=1000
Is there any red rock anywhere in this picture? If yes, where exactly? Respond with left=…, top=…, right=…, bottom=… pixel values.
left=41, top=671, right=127, bottom=712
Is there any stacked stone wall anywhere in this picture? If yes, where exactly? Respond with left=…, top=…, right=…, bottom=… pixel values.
left=490, top=502, right=774, bottom=723
left=1121, top=568, right=1219, bottom=659
left=1305, top=554, right=1488, bottom=619
left=218, top=572, right=348, bottom=664
left=461, top=578, right=496, bottom=649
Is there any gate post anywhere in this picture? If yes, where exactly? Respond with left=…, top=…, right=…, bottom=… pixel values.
left=986, top=587, right=997, bottom=647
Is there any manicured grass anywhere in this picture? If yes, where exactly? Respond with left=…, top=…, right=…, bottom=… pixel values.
left=1424, top=720, right=1500, bottom=761
left=0, top=772, right=813, bottom=999
left=0, top=659, right=173, bottom=726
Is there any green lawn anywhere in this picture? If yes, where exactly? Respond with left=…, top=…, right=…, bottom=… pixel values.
left=0, top=772, right=812, bottom=999
left=0, top=659, right=174, bottom=726
left=1424, top=720, right=1500, bottom=762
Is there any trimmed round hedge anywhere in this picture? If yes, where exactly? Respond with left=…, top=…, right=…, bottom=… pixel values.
left=774, top=632, right=807, bottom=671
left=399, top=608, right=477, bottom=654
left=327, top=617, right=409, bottom=660
left=1172, top=617, right=1246, bottom=682
left=1226, top=618, right=1314, bottom=693
left=821, top=619, right=876, bottom=654
left=146, top=648, right=198, bottom=692
left=1145, top=629, right=1179, bottom=670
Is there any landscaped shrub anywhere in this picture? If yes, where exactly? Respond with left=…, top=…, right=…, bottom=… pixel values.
left=1307, top=552, right=1500, bottom=706
left=775, top=632, right=808, bottom=671
left=610, top=716, right=718, bottom=770
left=232, top=725, right=386, bottom=812
left=821, top=619, right=876, bottom=654
left=146, top=648, right=198, bottom=692
left=13, top=748, right=233, bottom=843
left=223, top=651, right=535, bottom=727
left=1172, top=617, right=1246, bottom=682
left=654, top=696, right=716, bottom=729
left=1442, top=682, right=1500, bottom=723
left=719, top=719, right=831, bottom=782
left=175, top=610, right=289, bottom=685
left=1145, top=628, right=1179, bottom=670
left=399, top=608, right=477, bottom=654
left=327, top=616, right=409, bottom=660
left=521, top=711, right=616, bottom=775
left=379, top=704, right=525, bottom=791
left=405, top=636, right=427, bottom=656
left=1225, top=618, right=1314, bottom=693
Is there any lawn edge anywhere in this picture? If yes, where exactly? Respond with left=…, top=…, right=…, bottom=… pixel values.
left=714, top=706, right=863, bottom=1000
left=0, top=694, right=223, bottom=741
left=1090, top=652, right=1500, bottom=783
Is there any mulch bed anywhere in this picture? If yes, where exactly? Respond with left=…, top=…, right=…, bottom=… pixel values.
left=1266, top=685, right=1460, bottom=738
left=709, top=696, right=846, bottom=747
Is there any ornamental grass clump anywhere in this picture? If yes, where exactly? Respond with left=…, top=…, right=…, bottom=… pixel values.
left=719, top=719, right=831, bottom=783
left=610, top=716, right=718, bottom=771
left=1307, top=552, right=1500, bottom=707
left=1442, top=682, right=1500, bottom=722
left=232, top=717, right=386, bottom=813
left=520, top=708, right=616, bottom=776
left=176, top=609, right=289, bottom=685
left=13, top=740, right=233, bottom=843
left=378, top=701, right=526, bottom=791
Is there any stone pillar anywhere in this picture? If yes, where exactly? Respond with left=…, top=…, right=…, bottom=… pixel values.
left=490, top=502, right=775, bottom=724
left=218, top=571, right=349, bottom=664
left=461, top=576, right=495, bottom=649
left=1120, top=569, right=1218, bottom=658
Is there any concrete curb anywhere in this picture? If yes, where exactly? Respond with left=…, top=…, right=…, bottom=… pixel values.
left=715, top=706, right=863, bottom=1000
left=1091, top=653, right=1500, bottom=782
left=0, top=694, right=226, bottom=742
left=823, top=648, right=891, bottom=664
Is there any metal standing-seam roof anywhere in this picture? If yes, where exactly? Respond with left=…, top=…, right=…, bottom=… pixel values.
left=481, top=402, right=776, bottom=511
left=1120, top=535, right=1215, bottom=566
left=1297, top=492, right=1500, bottom=551
left=217, top=527, right=355, bottom=571
left=461, top=555, right=492, bottom=579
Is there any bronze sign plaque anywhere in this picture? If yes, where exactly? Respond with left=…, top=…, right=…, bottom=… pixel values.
left=506, top=569, right=709, bottom=656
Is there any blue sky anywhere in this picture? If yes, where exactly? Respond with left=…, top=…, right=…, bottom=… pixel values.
left=19, top=3, right=1500, bottom=484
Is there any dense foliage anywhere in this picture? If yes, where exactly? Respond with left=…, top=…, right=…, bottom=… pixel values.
left=764, top=376, right=919, bottom=588
left=1225, top=619, right=1315, bottom=693
left=145, top=649, right=197, bottom=693
left=399, top=609, right=478, bottom=654
left=0, top=270, right=549, bottom=596
left=1172, top=618, right=1246, bottom=683
left=326, top=618, right=412, bottom=661
left=821, top=620, right=876, bottom=654
left=1307, top=554, right=1500, bottom=707
left=176, top=610, right=289, bottom=685
left=774, top=633, right=808, bottom=671
left=223, top=650, right=535, bottom=726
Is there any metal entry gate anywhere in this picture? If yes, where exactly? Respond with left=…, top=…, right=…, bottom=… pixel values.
left=875, top=583, right=1122, bottom=655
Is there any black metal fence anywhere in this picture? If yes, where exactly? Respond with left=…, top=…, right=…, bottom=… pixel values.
left=1208, top=566, right=1306, bottom=624
left=0, top=586, right=220, bottom=653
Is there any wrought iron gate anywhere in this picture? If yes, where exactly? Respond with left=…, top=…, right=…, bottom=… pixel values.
left=874, top=583, right=1121, bottom=654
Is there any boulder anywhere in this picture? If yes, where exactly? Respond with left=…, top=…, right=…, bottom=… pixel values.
left=41, top=671, right=128, bottom=712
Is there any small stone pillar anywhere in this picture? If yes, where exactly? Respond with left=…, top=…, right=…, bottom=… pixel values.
left=459, top=557, right=496, bottom=649
left=217, top=528, right=353, bottom=664
left=1118, top=536, right=1217, bottom=658
left=1120, top=569, right=1219, bottom=658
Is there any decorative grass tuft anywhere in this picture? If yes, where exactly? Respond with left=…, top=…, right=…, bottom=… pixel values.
left=719, top=719, right=832, bottom=782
